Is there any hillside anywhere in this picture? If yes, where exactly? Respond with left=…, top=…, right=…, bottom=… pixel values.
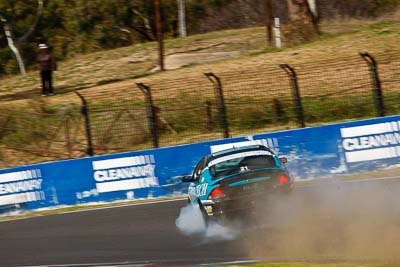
left=1, top=13, right=400, bottom=104
left=0, top=13, right=400, bottom=168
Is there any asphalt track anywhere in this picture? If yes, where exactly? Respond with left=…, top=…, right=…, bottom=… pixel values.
left=1, top=176, right=400, bottom=267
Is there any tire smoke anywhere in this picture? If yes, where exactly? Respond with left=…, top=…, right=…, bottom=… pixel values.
left=175, top=204, right=240, bottom=242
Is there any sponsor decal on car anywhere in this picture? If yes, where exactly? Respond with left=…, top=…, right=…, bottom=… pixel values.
left=92, top=155, right=159, bottom=193
left=0, top=169, right=45, bottom=205
left=340, top=121, right=400, bottom=163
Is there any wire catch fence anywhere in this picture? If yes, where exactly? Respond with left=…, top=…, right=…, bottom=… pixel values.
left=0, top=51, right=399, bottom=168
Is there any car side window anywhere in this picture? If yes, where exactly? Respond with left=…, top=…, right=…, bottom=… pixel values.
left=193, top=158, right=205, bottom=181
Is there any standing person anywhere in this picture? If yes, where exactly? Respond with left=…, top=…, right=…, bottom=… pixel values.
left=37, top=43, right=56, bottom=96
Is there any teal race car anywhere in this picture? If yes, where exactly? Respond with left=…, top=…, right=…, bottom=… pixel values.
left=182, top=144, right=293, bottom=221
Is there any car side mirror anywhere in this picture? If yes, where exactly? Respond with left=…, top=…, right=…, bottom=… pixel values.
left=279, top=157, right=288, bottom=164
left=182, top=174, right=194, bottom=182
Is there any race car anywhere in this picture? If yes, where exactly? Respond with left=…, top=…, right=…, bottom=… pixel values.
left=182, top=144, right=293, bottom=222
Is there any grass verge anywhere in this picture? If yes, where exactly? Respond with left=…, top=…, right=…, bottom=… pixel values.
left=230, top=264, right=400, bottom=267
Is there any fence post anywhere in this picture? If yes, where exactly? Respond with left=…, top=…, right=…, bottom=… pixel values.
left=280, top=64, right=305, bottom=128
left=360, top=52, right=385, bottom=117
left=136, top=83, right=159, bottom=148
left=75, top=92, right=94, bottom=156
left=205, top=72, right=229, bottom=138
left=205, top=101, right=212, bottom=131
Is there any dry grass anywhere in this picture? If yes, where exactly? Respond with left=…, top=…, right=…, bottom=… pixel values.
left=0, top=15, right=399, bottom=107
left=0, top=15, right=400, bottom=167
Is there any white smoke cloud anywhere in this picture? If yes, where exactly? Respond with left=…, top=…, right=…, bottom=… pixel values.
left=175, top=204, right=240, bottom=242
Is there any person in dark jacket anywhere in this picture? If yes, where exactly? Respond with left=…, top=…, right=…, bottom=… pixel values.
left=37, top=44, right=57, bottom=96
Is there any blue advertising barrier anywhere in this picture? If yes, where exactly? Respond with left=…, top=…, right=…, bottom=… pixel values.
left=0, top=115, right=399, bottom=211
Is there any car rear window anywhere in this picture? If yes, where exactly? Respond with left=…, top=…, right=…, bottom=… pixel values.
left=209, top=154, right=276, bottom=179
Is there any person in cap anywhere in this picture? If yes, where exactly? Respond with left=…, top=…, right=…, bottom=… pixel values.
left=36, top=43, right=57, bottom=96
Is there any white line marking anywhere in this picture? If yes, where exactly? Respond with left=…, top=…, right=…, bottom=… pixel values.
left=19, top=259, right=259, bottom=267
left=296, top=176, right=400, bottom=188
left=342, top=175, right=400, bottom=183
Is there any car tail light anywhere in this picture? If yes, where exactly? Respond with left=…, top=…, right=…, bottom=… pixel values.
left=279, top=175, right=289, bottom=184
left=209, top=187, right=224, bottom=198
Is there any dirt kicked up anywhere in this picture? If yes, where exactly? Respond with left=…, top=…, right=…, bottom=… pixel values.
left=239, top=176, right=400, bottom=263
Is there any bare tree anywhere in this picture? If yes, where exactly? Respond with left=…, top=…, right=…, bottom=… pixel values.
left=0, top=0, right=44, bottom=75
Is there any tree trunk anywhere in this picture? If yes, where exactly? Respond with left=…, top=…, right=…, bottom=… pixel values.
left=177, top=0, right=187, bottom=37
left=286, top=0, right=318, bottom=38
left=265, top=0, right=273, bottom=46
left=307, top=0, right=321, bottom=34
left=0, top=17, right=26, bottom=75
left=0, top=0, right=44, bottom=75
left=307, top=0, right=318, bottom=17
left=287, top=0, right=313, bottom=24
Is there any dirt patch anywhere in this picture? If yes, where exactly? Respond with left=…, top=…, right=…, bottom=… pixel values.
left=164, top=51, right=241, bottom=70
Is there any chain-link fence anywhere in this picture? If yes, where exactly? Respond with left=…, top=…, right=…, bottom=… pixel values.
left=0, top=51, right=399, bottom=168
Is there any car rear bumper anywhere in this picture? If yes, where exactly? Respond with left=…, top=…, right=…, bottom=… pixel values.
left=201, top=182, right=292, bottom=218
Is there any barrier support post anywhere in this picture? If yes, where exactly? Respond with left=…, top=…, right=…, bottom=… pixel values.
left=280, top=64, right=305, bottom=128
left=137, top=83, right=159, bottom=148
left=205, top=72, right=229, bottom=138
left=360, top=52, right=385, bottom=117
left=205, top=101, right=212, bottom=131
left=75, top=92, right=94, bottom=156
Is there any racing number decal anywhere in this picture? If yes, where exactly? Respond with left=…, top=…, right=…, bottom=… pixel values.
left=188, top=183, right=208, bottom=201
left=195, top=183, right=208, bottom=197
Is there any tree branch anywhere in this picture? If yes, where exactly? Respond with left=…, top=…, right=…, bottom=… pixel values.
left=18, top=0, right=44, bottom=43
left=132, top=8, right=155, bottom=41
